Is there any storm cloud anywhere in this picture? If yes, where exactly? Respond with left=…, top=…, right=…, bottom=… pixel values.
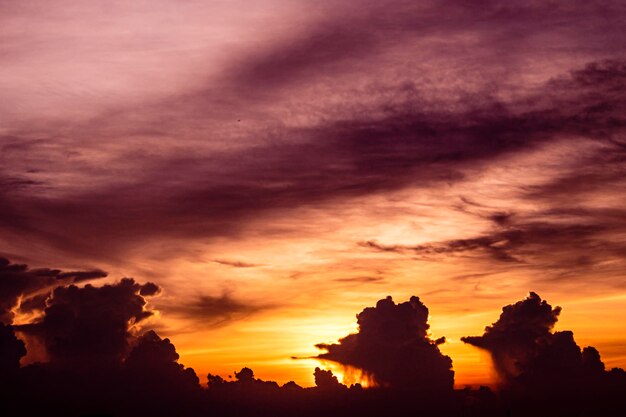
left=0, top=257, right=107, bottom=324
left=315, top=296, right=453, bottom=390
left=18, top=278, right=160, bottom=366
left=462, top=292, right=626, bottom=397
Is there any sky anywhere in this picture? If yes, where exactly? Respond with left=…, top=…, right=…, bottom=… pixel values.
left=1, top=0, right=625, bottom=387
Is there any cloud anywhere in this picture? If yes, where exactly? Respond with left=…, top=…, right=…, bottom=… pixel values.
left=315, top=296, right=453, bottom=390
left=0, top=257, right=107, bottom=324
left=18, top=278, right=159, bottom=367
left=462, top=292, right=626, bottom=396
left=163, top=293, right=271, bottom=325
left=360, top=202, right=626, bottom=287
left=212, top=259, right=261, bottom=268
left=359, top=234, right=523, bottom=262
left=313, top=367, right=344, bottom=389
left=462, top=292, right=561, bottom=380
left=1, top=56, right=624, bottom=261
left=333, top=276, right=385, bottom=284
left=0, top=322, right=26, bottom=373
left=361, top=222, right=609, bottom=263
left=124, top=329, right=199, bottom=392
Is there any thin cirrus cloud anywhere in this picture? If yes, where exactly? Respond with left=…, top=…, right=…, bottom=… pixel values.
left=1, top=59, right=624, bottom=262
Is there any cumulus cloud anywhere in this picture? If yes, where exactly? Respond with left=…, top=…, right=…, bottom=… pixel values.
left=461, top=292, right=561, bottom=381
left=0, top=257, right=107, bottom=324
left=462, top=292, right=626, bottom=396
left=18, top=278, right=159, bottom=366
left=315, top=296, right=453, bottom=390
left=124, top=329, right=199, bottom=390
left=0, top=322, right=25, bottom=373
left=313, top=367, right=343, bottom=389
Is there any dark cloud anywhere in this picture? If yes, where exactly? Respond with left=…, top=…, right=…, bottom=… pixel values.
left=164, top=293, right=271, bottom=325
left=0, top=322, right=25, bottom=373
left=207, top=366, right=281, bottom=393
left=212, top=259, right=261, bottom=268
left=18, top=278, right=159, bottom=367
left=139, top=281, right=161, bottom=296
left=359, top=234, right=523, bottom=262
left=57, top=269, right=108, bottom=283
left=1, top=57, right=624, bottom=261
left=315, top=296, right=453, bottom=390
left=1, top=288, right=624, bottom=416
left=313, top=367, right=344, bottom=389
left=462, top=292, right=626, bottom=397
left=227, top=1, right=625, bottom=94
left=0, top=175, right=43, bottom=191
left=229, top=21, right=376, bottom=92
left=361, top=206, right=626, bottom=287
left=124, top=330, right=199, bottom=390
left=462, top=292, right=561, bottom=381
left=361, top=222, right=608, bottom=263
left=0, top=257, right=107, bottom=323
left=333, top=276, right=385, bottom=284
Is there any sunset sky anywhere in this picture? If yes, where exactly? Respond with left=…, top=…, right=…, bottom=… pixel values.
left=1, top=0, right=625, bottom=388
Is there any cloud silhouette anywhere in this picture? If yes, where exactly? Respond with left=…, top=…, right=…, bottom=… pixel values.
left=0, top=257, right=107, bottom=324
left=18, top=278, right=159, bottom=367
left=164, top=293, right=271, bottom=325
left=124, top=329, right=199, bottom=392
left=2, top=286, right=625, bottom=417
left=461, top=292, right=561, bottom=381
left=0, top=322, right=25, bottom=373
left=314, top=367, right=344, bottom=389
left=462, top=292, right=626, bottom=397
left=212, top=259, right=261, bottom=268
left=315, top=296, right=453, bottom=390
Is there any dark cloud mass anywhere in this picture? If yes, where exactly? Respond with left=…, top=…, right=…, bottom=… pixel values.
left=1, top=55, right=624, bottom=260
left=124, top=330, right=200, bottom=393
left=0, top=322, right=25, bottom=373
left=1, top=279, right=625, bottom=416
left=462, top=293, right=626, bottom=398
left=163, top=293, right=271, bottom=325
left=316, top=296, right=453, bottom=390
left=18, top=277, right=159, bottom=366
left=313, top=367, right=343, bottom=389
left=462, top=292, right=562, bottom=380
left=0, top=257, right=107, bottom=323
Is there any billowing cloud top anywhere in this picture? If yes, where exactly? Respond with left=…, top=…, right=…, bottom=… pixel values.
left=463, top=292, right=626, bottom=397
left=316, top=296, right=453, bottom=390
